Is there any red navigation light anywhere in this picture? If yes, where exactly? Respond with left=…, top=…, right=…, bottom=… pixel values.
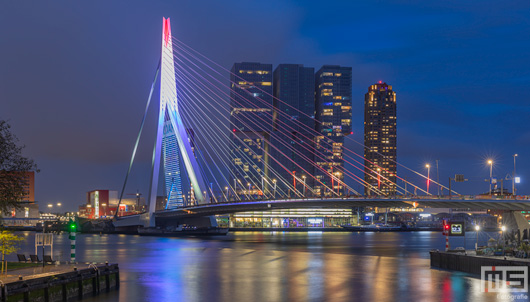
left=444, top=225, right=450, bottom=230
left=379, top=80, right=382, bottom=84
left=232, top=129, right=236, bottom=132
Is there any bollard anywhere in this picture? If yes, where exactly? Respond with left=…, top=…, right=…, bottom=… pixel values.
left=70, top=230, right=76, bottom=263
left=444, top=229, right=449, bottom=251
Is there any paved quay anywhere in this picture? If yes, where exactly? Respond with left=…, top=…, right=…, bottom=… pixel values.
left=0, top=263, right=100, bottom=284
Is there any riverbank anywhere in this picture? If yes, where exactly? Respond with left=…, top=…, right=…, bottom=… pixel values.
left=0, top=263, right=119, bottom=302
left=430, top=250, right=530, bottom=275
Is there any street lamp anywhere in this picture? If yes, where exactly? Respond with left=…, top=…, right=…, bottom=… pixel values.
left=261, top=177, right=265, bottom=199
left=475, top=225, right=480, bottom=251
left=225, top=186, right=229, bottom=202
left=335, top=172, right=342, bottom=195
left=501, top=225, right=506, bottom=259
left=425, top=164, right=430, bottom=194
left=488, top=160, right=493, bottom=195
left=273, top=179, right=277, bottom=198
left=248, top=183, right=251, bottom=199
left=302, top=176, right=306, bottom=197
left=377, top=168, right=381, bottom=191
left=513, top=154, right=518, bottom=196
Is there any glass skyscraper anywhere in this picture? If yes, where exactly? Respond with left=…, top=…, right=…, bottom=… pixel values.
left=272, top=64, right=315, bottom=196
left=364, top=82, right=397, bottom=195
left=229, top=62, right=273, bottom=198
left=314, top=65, right=352, bottom=196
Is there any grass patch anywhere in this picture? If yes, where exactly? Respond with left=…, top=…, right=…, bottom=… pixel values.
left=3, top=262, right=41, bottom=271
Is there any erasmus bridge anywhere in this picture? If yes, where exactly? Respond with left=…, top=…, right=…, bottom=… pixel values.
left=113, top=18, right=530, bottom=230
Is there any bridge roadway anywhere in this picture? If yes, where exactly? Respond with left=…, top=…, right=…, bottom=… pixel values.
left=154, top=196, right=530, bottom=218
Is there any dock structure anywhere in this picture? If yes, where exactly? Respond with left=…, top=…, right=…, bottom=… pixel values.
left=430, top=251, right=530, bottom=275
left=0, top=263, right=119, bottom=302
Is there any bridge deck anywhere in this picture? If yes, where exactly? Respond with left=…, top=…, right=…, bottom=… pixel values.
left=154, top=197, right=530, bottom=218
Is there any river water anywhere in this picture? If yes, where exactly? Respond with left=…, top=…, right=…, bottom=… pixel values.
left=9, top=231, right=529, bottom=301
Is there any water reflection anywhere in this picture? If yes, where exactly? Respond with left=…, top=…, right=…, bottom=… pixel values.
left=8, top=232, right=530, bottom=302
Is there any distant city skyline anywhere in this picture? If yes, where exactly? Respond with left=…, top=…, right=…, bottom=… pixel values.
left=1, top=1, right=529, bottom=211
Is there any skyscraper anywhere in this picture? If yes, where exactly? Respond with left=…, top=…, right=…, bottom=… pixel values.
left=163, top=112, right=184, bottom=209
left=364, top=82, right=397, bottom=195
left=272, top=64, right=315, bottom=195
left=230, top=62, right=273, bottom=198
left=314, top=65, right=352, bottom=196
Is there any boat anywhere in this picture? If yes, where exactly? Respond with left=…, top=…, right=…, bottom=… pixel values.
left=341, top=224, right=405, bottom=232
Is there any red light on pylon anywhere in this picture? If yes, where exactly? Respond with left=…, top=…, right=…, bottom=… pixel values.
left=232, top=129, right=236, bottom=132
left=444, top=225, right=450, bottom=230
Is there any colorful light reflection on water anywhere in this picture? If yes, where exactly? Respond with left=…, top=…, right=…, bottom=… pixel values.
left=10, top=231, right=529, bottom=302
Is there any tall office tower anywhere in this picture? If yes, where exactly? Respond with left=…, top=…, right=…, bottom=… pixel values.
left=230, top=62, right=273, bottom=198
left=314, top=65, right=352, bottom=196
left=162, top=111, right=184, bottom=208
left=364, top=82, right=397, bottom=195
left=272, top=64, right=315, bottom=196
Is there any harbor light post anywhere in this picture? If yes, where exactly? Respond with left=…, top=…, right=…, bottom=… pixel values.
left=488, top=160, right=493, bottom=195
left=425, top=164, right=430, bottom=194
left=501, top=225, right=506, bottom=259
left=302, top=176, right=306, bottom=197
left=475, top=225, right=480, bottom=252
left=513, top=154, right=518, bottom=195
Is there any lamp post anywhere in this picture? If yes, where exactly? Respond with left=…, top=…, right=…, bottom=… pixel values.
left=488, top=160, right=493, bottom=195
left=261, top=177, right=265, bottom=199
left=234, top=179, right=237, bottom=199
left=425, top=164, right=430, bottom=195
left=377, top=168, right=381, bottom=191
left=335, top=172, right=341, bottom=196
left=475, top=225, right=480, bottom=252
left=302, top=176, right=306, bottom=197
left=292, top=171, right=296, bottom=197
left=273, top=179, right=277, bottom=198
left=501, top=225, right=506, bottom=259
left=513, top=154, right=518, bottom=196
left=247, top=183, right=251, bottom=199
left=225, top=186, right=229, bottom=202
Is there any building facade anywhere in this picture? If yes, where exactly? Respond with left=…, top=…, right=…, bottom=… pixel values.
left=272, top=64, right=315, bottom=196
left=230, top=62, right=273, bottom=198
left=314, top=65, right=352, bottom=196
left=364, top=82, right=397, bottom=195
left=78, top=190, right=146, bottom=219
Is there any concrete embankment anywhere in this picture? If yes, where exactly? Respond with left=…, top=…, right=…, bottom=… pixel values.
left=0, top=263, right=119, bottom=302
left=430, top=251, right=530, bottom=275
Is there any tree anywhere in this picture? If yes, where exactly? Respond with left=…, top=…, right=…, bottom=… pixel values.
left=0, top=230, right=23, bottom=273
left=0, top=120, right=38, bottom=214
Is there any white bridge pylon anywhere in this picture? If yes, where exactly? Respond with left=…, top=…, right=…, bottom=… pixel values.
left=147, top=17, right=210, bottom=227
